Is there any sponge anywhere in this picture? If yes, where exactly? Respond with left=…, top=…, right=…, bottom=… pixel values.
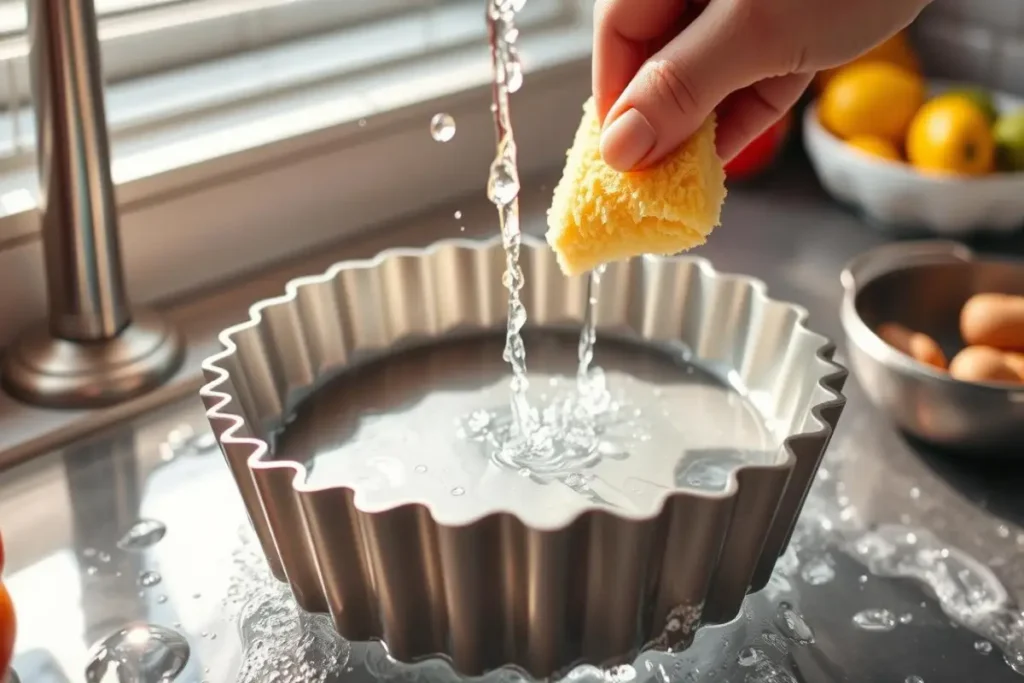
left=545, top=97, right=726, bottom=276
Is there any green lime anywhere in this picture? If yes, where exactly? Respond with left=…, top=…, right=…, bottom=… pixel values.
left=946, top=87, right=1000, bottom=124
left=994, top=110, right=1024, bottom=172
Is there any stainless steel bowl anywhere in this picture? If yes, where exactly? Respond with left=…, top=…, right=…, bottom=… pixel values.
left=840, top=240, right=1024, bottom=454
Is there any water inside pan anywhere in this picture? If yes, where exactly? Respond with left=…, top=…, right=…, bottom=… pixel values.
left=273, top=330, right=782, bottom=527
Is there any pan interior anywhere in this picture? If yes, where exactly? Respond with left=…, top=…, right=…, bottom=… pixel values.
left=272, top=330, right=783, bottom=526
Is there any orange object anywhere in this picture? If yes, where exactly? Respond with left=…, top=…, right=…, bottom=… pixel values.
left=960, top=293, right=1024, bottom=351
left=846, top=135, right=903, bottom=163
left=724, top=111, right=792, bottom=180
left=876, top=322, right=948, bottom=370
left=815, top=31, right=921, bottom=92
left=0, top=532, right=14, bottom=682
left=949, top=346, right=1023, bottom=384
left=906, top=95, right=995, bottom=176
left=818, top=62, right=925, bottom=145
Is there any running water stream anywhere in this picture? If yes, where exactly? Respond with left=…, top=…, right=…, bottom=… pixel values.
left=486, top=0, right=532, bottom=430
left=486, top=0, right=608, bottom=454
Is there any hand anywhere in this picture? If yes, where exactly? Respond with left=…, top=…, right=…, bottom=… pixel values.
left=594, top=0, right=933, bottom=170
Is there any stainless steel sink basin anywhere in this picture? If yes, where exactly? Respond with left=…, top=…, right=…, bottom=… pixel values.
left=3, top=163, right=1024, bottom=683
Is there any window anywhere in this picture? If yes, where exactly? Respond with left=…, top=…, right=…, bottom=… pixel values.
left=0, top=0, right=593, bottom=351
left=0, top=0, right=582, bottom=167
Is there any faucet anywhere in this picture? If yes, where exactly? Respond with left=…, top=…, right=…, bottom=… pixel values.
left=0, top=0, right=183, bottom=409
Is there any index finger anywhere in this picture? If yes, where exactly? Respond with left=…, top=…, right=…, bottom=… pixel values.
left=593, top=0, right=689, bottom=123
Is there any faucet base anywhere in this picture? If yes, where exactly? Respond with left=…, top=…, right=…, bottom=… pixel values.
left=1, top=309, right=184, bottom=410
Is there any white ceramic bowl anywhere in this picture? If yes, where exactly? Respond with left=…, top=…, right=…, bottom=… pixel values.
left=802, top=81, right=1024, bottom=236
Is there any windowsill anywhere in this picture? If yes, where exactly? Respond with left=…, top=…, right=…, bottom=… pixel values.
left=0, top=166, right=562, bottom=468
left=0, top=11, right=593, bottom=350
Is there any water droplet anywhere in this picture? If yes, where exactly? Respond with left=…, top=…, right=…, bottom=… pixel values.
left=775, top=603, right=815, bottom=644
left=118, top=520, right=167, bottom=551
left=898, top=613, right=914, bottom=624
left=909, top=487, right=921, bottom=500
left=414, top=465, right=427, bottom=473
left=357, top=118, right=367, bottom=127
left=86, top=623, right=190, bottom=683
left=852, top=608, right=897, bottom=632
left=156, top=595, right=168, bottom=604
left=736, top=647, right=761, bottom=667
left=453, top=210, right=462, bottom=220
left=997, top=524, right=1010, bottom=538
left=606, top=664, right=636, bottom=683
left=858, top=574, right=869, bottom=584
left=905, top=676, right=924, bottom=683
left=97, top=552, right=111, bottom=563
left=451, top=487, right=465, bottom=496
left=86, top=566, right=99, bottom=576
left=192, top=592, right=202, bottom=599
left=138, top=571, right=162, bottom=588
left=1007, top=651, right=1024, bottom=674
left=800, top=556, right=835, bottom=586
left=430, top=113, right=456, bottom=142
left=975, top=640, right=993, bottom=654
left=83, top=547, right=97, bottom=558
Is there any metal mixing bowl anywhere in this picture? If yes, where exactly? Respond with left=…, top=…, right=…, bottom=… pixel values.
left=840, top=240, right=1024, bottom=454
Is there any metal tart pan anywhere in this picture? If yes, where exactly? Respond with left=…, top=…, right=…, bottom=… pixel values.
left=200, top=235, right=847, bottom=677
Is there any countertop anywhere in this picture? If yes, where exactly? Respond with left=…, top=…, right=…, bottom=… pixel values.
left=3, top=151, right=1024, bottom=683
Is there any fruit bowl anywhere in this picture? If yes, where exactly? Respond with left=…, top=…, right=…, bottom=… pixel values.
left=803, top=81, right=1024, bottom=236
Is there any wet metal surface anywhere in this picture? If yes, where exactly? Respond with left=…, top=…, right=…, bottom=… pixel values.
left=3, top=161, right=1024, bottom=682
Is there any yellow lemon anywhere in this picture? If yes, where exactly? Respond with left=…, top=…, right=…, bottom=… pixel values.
left=815, top=31, right=921, bottom=92
left=846, top=135, right=902, bottom=162
left=907, top=94, right=996, bottom=176
left=818, top=62, right=926, bottom=145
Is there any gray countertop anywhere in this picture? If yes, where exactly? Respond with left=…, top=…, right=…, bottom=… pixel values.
left=3, top=152, right=1024, bottom=683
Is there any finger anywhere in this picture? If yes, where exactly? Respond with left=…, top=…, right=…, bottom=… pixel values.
left=600, top=0, right=767, bottom=171
left=714, top=72, right=812, bottom=162
left=592, top=0, right=688, bottom=123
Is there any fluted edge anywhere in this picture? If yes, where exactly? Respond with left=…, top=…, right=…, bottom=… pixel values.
left=199, top=235, right=847, bottom=677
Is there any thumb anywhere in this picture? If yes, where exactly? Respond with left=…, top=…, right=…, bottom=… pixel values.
left=599, top=1, right=764, bottom=171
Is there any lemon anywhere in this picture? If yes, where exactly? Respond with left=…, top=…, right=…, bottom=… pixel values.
left=815, top=31, right=921, bottom=92
left=846, top=135, right=902, bottom=162
left=945, top=87, right=999, bottom=124
left=906, top=94, right=996, bottom=175
left=818, top=62, right=926, bottom=145
left=994, top=110, right=1024, bottom=172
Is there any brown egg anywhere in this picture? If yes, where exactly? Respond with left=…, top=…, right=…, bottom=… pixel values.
left=948, top=345, right=1023, bottom=384
left=960, top=293, right=1024, bottom=351
left=1005, top=351, right=1024, bottom=380
left=876, top=322, right=948, bottom=370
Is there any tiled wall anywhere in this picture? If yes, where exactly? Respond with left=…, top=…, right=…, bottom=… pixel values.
left=911, top=0, right=1024, bottom=94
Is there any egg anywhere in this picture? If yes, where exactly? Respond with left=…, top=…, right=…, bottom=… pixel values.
left=960, top=293, right=1024, bottom=351
left=948, top=345, right=1022, bottom=384
left=876, top=322, right=948, bottom=370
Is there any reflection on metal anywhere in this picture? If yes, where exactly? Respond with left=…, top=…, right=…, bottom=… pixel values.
left=200, top=236, right=848, bottom=677
left=0, top=0, right=182, bottom=409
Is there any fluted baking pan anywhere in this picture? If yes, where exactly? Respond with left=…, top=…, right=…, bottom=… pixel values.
left=200, top=235, right=847, bottom=678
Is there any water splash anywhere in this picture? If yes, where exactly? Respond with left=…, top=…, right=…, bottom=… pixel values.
left=486, top=0, right=530, bottom=430
left=852, top=608, right=897, bottom=632
left=137, top=571, right=162, bottom=588
left=85, top=624, right=190, bottom=683
left=118, top=520, right=167, bottom=551
left=775, top=603, right=814, bottom=645
left=430, top=113, right=456, bottom=142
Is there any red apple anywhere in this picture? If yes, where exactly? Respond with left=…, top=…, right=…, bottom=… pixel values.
left=724, top=111, right=793, bottom=181
left=0, top=532, right=14, bottom=682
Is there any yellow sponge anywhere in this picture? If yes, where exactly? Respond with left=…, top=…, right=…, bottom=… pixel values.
left=545, top=97, right=726, bottom=276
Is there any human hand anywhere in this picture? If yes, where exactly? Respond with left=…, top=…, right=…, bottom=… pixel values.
left=594, top=0, right=933, bottom=171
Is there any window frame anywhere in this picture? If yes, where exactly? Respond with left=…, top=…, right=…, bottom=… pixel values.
left=0, top=0, right=595, bottom=351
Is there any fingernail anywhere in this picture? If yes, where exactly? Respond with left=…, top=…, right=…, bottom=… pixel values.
left=600, top=108, right=656, bottom=171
